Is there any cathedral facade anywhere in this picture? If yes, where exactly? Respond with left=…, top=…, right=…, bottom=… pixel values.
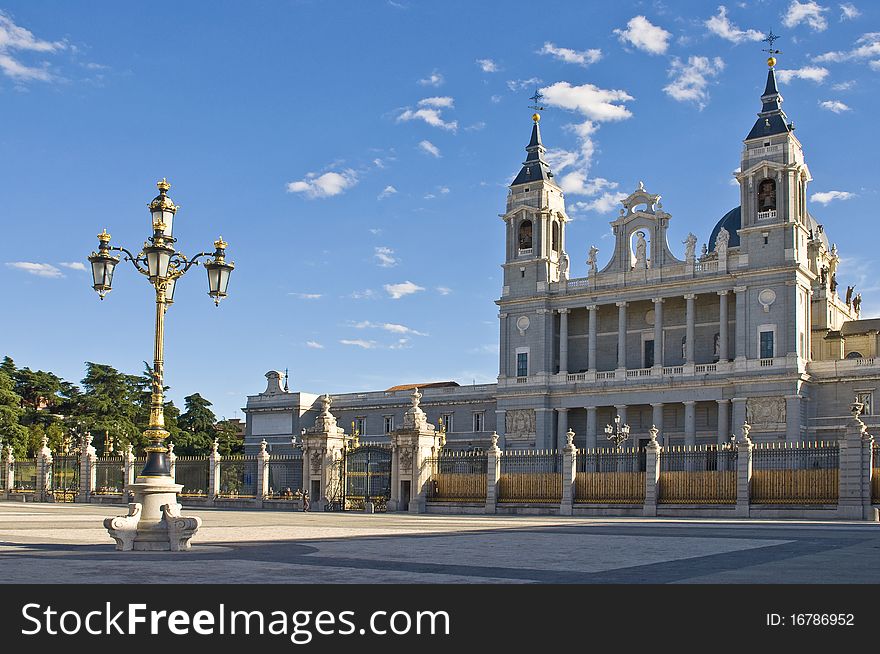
left=244, top=60, right=880, bottom=453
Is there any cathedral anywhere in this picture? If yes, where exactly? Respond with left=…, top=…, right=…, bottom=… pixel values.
left=244, top=57, right=880, bottom=453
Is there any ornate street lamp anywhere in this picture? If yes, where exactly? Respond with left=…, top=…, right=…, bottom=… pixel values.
left=604, top=415, right=631, bottom=449
left=89, top=179, right=234, bottom=551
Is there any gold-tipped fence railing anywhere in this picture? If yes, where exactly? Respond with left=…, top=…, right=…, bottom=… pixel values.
left=872, top=444, right=879, bottom=505
left=658, top=445, right=737, bottom=505
left=575, top=448, right=644, bottom=504
left=498, top=450, right=562, bottom=503
left=427, top=451, right=488, bottom=502
left=750, top=441, right=839, bottom=505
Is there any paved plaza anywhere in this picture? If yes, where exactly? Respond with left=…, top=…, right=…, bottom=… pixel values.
left=1, top=501, right=878, bottom=584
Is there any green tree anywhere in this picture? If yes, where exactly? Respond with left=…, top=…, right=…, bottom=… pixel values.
left=78, top=362, right=142, bottom=454
left=177, top=393, right=216, bottom=455
left=0, top=356, right=16, bottom=379
left=214, top=419, right=244, bottom=456
left=0, top=370, right=29, bottom=458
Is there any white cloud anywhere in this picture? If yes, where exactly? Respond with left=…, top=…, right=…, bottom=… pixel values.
left=614, top=15, right=671, bottom=55
left=783, top=1, right=829, bottom=32
left=340, top=339, right=377, bottom=349
left=418, top=96, right=454, bottom=108
left=290, top=292, right=322, bottom=299
left=0, top=11, right=66, bottom=82
left=811, top=190, right=855, bottom=204
left=354, top=321, right=427, bottom=336
left=819, top=99, right=851, bottom=113
left=374, top=246, right=398, bottom=267
left=389, top=338, right=411, bottom=350
left=539, top=42, right=602, bottom=66
left=5, top=262, right=63, bottom=277
left=436, top=286, right=452, bottom=295
left=775, top=66, right=829, bottom=83
left=418, top=70, right=443, bottom=87
left=490, top=94, right=502, bottom=103
left=870, top=60, right=880, bottom=71
left=465, top=121, right=486, bottom=131
left=815, top=32, right=880, bottom=63
left=305, top=340, right=324, bottom=349
left=840, top=3, right=860, bottom=20
left=832, top=80, right=856, bottom=90
left=286, top=169, right=358, bottom=198
left=377, top=185, right=397, bottom=200
left=476, top=58, right=498, bottom=72
left=384, top=281, right=425, bottom=299
left=664, top=56, right=726, bottom=108
left=573, top=192, right=629, bottom=214
left=544, top=149, right=580, bottom=173
left=397, top=106, right=457, bottom=131
left=350, top=289, right=376, bottom=299
left=439, top=186, right=450, bottom=194
left=418, top=140, right=441, bottom=157
left=506, top=77, right=542, bottom=92
left=705, top=6, right=764, bottom=43
left=59, top=261, right=86, bottom=271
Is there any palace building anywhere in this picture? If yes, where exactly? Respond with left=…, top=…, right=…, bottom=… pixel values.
left=244, top=58, right=880, bottom=453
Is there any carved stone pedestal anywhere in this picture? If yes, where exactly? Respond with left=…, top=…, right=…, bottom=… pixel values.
left=104, top=476, right=201, bottom=551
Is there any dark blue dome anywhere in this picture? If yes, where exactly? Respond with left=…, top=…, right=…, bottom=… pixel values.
left=708, top=206, right=741, bottom=251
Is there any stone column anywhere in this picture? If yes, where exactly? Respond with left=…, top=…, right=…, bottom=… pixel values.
left=785, top=395, right=801, bottom=442
left=837, top=402, right=878, bottom=521
left=684, top=294, right=696, bottom=364
left=731, top=397, right=747, bottom=436
left=208, top=438, right=221, bottom=506
left=616, top=302, right=628, bottom=370
left=390, top=443, right=399, bottom=510
left=495, top=410, right=507, bottom=449
left=734, top=286, right=748, bottom=362
left=167, top=441, right=176, bottom=482
left=389, top=388, right=444, bottom=513
left=122, top=444, right=134, bottom=497
left=558, top=308, right=570, bottom=375
left=556, top=408, right=569, bottom=450
left=498, top=312, right=508, bottom=378
left=302, top=394, right=348, bottom=511
left=643, top=426, right=661, bottom=517
left=735, top=422, right=753, bottom=517
left=585, top=407, right=597, bottom=449
left=560, top=429, right=576, bottom=516
left=587, top=305, right=598, bottom=372
left=716, top=399, right=730, bottom=446
left=684, top=401, right=696, bottom=447
left=257, top=439, right=270, bottom=502
left=3, top=446, right=13, bottom=497
left=652, top=297, right=664, bottom=369
left=78, top=434, right=96, bottom=503
left=485, top=433, right=501, bottom=514
left=718, top=291, right=729, bottom=362
left=37, top=436, right=53, bottom=502
left=651, top=403, right=664, bottom=446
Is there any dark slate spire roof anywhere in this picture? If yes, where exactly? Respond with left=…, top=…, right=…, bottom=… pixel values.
left=511, top=118, right=555, bottom=187
left=745, top=65, right=793, bottom=141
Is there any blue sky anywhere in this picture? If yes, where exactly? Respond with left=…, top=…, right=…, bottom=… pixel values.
left=1, top=0, right=878, bottom=419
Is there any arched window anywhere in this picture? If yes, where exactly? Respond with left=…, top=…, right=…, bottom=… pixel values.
left=518, top=220, right=533, bottom=250
left=846, top=351, right=863, bottom=359
left=757, top=178, right=777, bottom=212
left=551, top=221, right=560, bottom=252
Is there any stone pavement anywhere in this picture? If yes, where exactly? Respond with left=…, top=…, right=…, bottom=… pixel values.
left=1, top=501, right=878, bottom=583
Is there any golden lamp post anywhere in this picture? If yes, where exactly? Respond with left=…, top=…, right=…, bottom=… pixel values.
left=88, top=179, right=234, bottom=551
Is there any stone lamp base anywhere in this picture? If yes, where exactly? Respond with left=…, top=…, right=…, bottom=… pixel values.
left=104, top=476, right=201, bottom=551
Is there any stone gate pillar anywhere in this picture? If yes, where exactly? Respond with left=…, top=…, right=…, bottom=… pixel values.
left=257, top=439, right=270, bottom=502
left=208, top=438, right=221, bottom=506
left=735, top=422, right=753, bottom=517
left=560, top=429, right=577, bottom=516
left=643, top=426, right=661, bottom=517
left=3, top=446, right=13, bottom=498
left=122, top=444, right=135, bottom=497
left=838, top=401, right=878, bottom=521
left=302, top=394, right=348, bottom=511
left=389, top=388, right=443, bottom=513
left=37, top=436, right=53, bottom=502
left=77, top=433, right=96, bottom=503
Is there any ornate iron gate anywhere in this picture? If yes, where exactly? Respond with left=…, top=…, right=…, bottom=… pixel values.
left=342, top=444, right=392, bottom=511
left=51, top=456, right=79, bottom=502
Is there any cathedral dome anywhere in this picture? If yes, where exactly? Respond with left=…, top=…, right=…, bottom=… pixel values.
left=708, top=206, right=741, bottom=251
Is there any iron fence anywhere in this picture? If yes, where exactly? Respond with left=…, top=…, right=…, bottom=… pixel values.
left=575, top=448, right=645, bottom=504
left=267, top=453, right=304, bottom=499
left=50, top=456, right=80, bottom=502
left=427, top=450, right=488, bottom=502
left=344, top=444, right=392, bottom=511
left=218, top=456, right=258, bottom=498
left=498, top=450, right=562, bottom=503
left=12, top=458, right=37, bottom=492
left=750, top=441, right=839, bottom=504
left=175, top=457, right=210, bottom=497
left=95, top=456, right=124, bottom=495
left=659, top=445, right=737, bottom=504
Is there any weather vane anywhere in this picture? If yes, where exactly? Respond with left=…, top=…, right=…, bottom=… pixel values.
left=528, top=89, right=544, bottom=112
left=762, top=30, right=782, bottom=55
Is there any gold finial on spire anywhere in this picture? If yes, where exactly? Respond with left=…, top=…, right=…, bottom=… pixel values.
left=532, top=112, right=541, bottom=123
left=762, top=30, right=781, bottom=68
left=97, top=228, right=111, bottom=243
left=214, top=236, right=227, bottom=250
left=157, top=178, right=171, bottom=192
